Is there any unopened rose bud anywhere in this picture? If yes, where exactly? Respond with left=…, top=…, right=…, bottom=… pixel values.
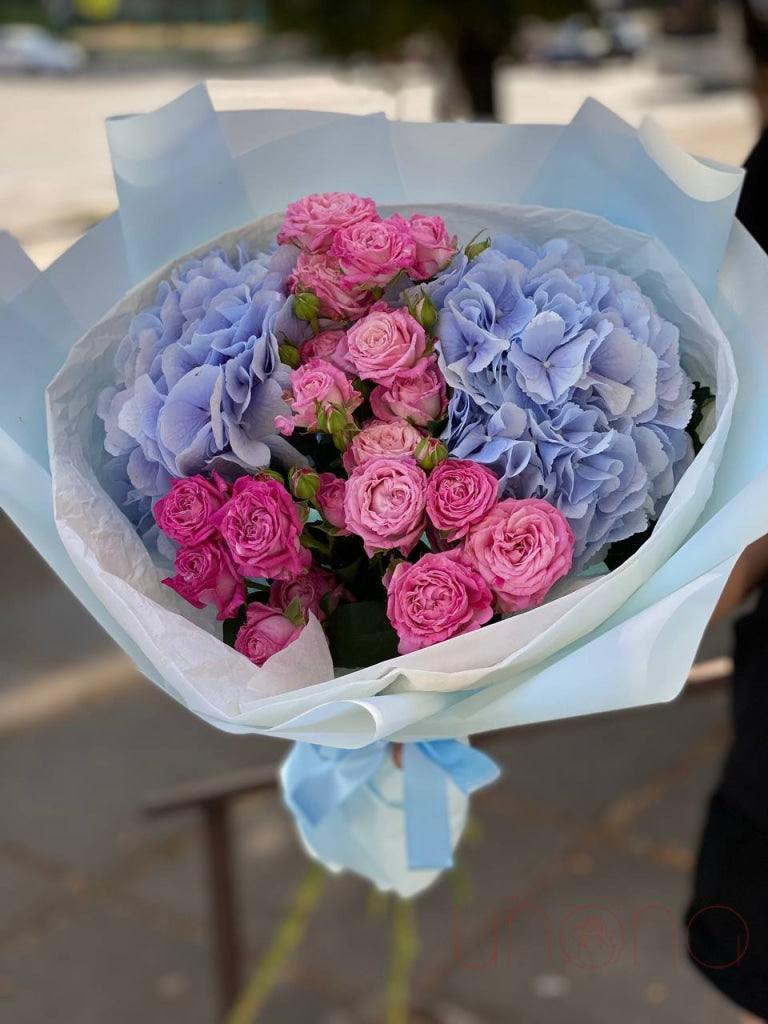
left=278, top=343, right=301, bottom=370
left=327, top=406, right=352, bottom=436
left=415, top=437, right=448, bottom=471
left=413, top=292, right=438, bottom=332
left=331, top=418, right=359, bottom=453
left=254, top=468, right=285, bottom=484
left=465, top=235, right=491, bottom=261
left=289, top=467, right=320, bottom=501
left=331, top=431, right=355, bottom=453
left=293, top=290, right=320, bottom=325
left=313, top=400, right=329, bottom=433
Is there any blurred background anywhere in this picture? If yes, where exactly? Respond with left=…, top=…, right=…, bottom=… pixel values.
left=0, top=0, right=761, bottom=1021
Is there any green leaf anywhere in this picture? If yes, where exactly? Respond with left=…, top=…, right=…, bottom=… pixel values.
left=334, top=556, right=362, bottom=583
left=325, top=601, right=400, bottom=669
left=284, top=597, right=306, bottom=628
left=687, top=381, right=715, bottom=455
left=222, top=605, right=247, bottom=648
left=351, top=378, right=372, bottom=400
left=246, top=579, right=271, bottom=593
left=424, top=417, right=448, bottom=438
left=604, top=522, right=653, bottom=571
left=300, top=529, right=332, bottom=556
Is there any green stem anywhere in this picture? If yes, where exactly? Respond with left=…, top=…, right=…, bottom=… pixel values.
left=385, top=899, right=419, bottom=1024
left=226, top=862, right=327, bottom=1024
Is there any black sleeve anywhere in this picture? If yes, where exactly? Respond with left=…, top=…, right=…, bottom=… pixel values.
left=737, top=129, right=768, bottom=251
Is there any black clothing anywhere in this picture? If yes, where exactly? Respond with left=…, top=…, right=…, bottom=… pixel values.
left=687, top=590, right=768, bottom=1016
left=686, top=134, right=768, bottom=1018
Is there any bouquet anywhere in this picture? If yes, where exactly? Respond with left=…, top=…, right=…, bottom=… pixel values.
left=104, top=192, right=704, bottom=672
left=3, top=87, right=766, bottom=896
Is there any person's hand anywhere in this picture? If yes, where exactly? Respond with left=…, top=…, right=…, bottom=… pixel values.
left=711, top=535, right=768, bottom=621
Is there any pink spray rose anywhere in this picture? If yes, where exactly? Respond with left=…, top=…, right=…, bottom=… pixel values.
left=391, top=213, right=457, bottom=280
left=316, top=473, right=349, bottom=534
left=426, top=459, right=499, bottom=542
left=234, top=602, right=304, bottom=667
left=275, top=358, right=362, bottom=436
left=342, top=307, right=427, bottom=386
left=343, top=456, right=427, bottom=557
left=386, top=549, right=494, bottom=654
left=153, top=472, right=230, bottom=545
left=163, top=540, right=245, bottom=621
left=269, top=566, right=347, bottom=623
left=463, top=498, right=574, bottom=613
left=277, top=192, right=379, bottom=253
left=212, top=476, right=310, bottom=581
left=369, top=356, right=448, bottom=426
left=330, top=218, right=416, bottom=288
left=342, top=419, right=425, bottom=473
left=289, top=253, right=375, bottom=321
left=298, top=329, right=355, bottom=372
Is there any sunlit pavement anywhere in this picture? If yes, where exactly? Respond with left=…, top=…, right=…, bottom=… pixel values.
left=0, top=58, right=758, bottom=267
left=0, top=57, right=754, bottom=1023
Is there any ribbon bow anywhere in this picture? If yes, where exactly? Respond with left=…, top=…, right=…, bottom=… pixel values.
left=283, top=739, right=500, bottom=871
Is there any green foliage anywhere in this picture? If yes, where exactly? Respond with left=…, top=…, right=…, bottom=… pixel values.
left=0, top=0, right=48, bottom=24
left=688, top=382, right=715, bottom=455
left=268, top=0, right=587, bottom=57
left=222, top=603, right=247, bottom=647
left=603, top=523, right=653, bottom=572
left=325, top=600, right=400, bottom=667
left=287, top=431, right=342, bottom=475
left=268, top=0, right=512, bottom=57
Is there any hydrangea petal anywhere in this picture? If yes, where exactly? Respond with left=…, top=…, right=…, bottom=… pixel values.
left=437, top=236, right=695, bottom=568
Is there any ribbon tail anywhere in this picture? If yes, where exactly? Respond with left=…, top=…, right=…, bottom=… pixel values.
left=423, top=738, right=502, bottom=795
left=403, top=743, right=453, bottom=870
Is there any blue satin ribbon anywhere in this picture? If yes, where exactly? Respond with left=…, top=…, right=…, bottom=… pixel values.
left=284, top=739, right=500, bottom=871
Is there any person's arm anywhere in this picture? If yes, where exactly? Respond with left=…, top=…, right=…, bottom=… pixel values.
left=712, top=535, right=768, bottom=621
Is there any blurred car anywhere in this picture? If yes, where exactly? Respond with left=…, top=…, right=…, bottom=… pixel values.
left=0, top=24, right=86, bottom=74
left=540, top=15, right=611, bottom=64
left=602, top=11, right=650, bottom=59
left=537, top=12, right=647, bottom=65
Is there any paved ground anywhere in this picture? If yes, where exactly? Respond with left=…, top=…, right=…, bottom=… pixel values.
left=0, top=55, right=757, bottom=1024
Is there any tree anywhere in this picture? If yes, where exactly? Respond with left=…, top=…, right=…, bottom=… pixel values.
left=268, top=0, right=587, bottom=120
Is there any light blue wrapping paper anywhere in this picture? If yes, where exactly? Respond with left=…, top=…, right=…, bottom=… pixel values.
left=519, top=98, right=743, bottom=300
left=0, top=235, right=180, bottom=702
left=107, top=84, right=254, bottom=281
left=3, top=87, right=765, bottom=894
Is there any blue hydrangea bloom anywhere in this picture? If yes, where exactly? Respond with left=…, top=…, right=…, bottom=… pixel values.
left=98, top=243, right=311, bottom=540
left=436, top=238, right=695, bottom=567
